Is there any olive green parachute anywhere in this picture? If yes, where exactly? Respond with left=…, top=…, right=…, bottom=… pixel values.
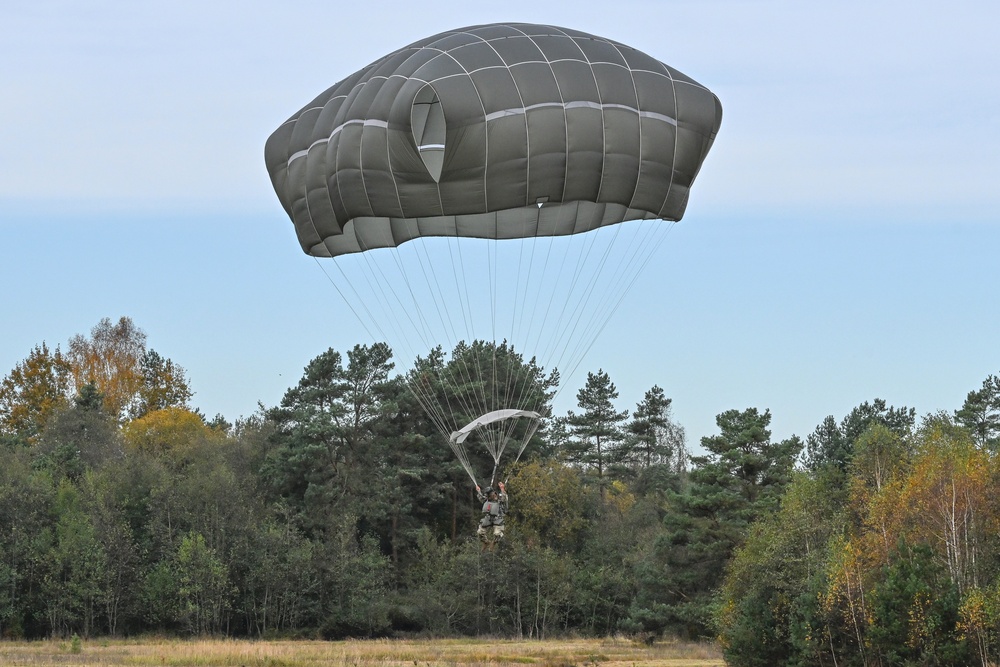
left=265, top=23, right=722, bottom=488
left=264, top=22, right=722, bottom=258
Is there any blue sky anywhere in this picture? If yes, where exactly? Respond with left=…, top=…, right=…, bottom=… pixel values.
left=2, top=0, right=998, bottom=448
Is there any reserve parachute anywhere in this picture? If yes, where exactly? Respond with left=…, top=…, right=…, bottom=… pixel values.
left=265, top=23, right=722, bottom=488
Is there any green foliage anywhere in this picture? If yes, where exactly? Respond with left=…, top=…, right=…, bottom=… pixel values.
left=315, top=518, right=392, bottom=637
left=695, top=408, right=800, bottom=513
left=132, top=349, right=193, bottom=419
left=720, top=584, right=787, bottom=667
left=236, top=521, right=319, bottom=635
left=6, top=317, right=1000, bottom=667
left=174, top=532, right=233, bottom=635
left=719, top=390, right=1000, bottom=667
left=627, top=385, right=686, bottom=474
left=804, top=398, right=916, bottom=474
left=142, top=559, right=180, bottom=630
left=41, top=480, right=106, bottom=637
left=562, top=369, right=629, bottom=488
left=717, top=473, right=843, bottom=666
left=631, top=408, right=800, bottom=640
left=955, top=373, right=1000, bottom=451
left=850, top=422, right=911, bottom=494
left=0, top=449, right=55, bottom=638
left=959, top=581, right=1000, bottom=666
left=399, top=530, right=482, bottom=633
left=507, top=459, right=594, bottom=550
left=867, top=542, right=970, bottom=666
left=85, top=470, right=141, bottom=636
left=34, top=384, right=123, bottom=482
left=432, top=341, right=559, bottom=425
left=263, top=344, right=398, bottom=533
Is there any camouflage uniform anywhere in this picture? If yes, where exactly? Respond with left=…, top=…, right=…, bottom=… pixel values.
left=476, top=487, right=508, bottom=543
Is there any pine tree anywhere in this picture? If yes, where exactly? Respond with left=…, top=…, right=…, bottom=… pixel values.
left=563, top=370, right=628, bottom=493
left=630, top=408, right=800, bottom=638
left=955, top=374, right=1000, bottom=451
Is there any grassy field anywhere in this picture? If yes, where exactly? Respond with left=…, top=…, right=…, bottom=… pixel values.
left=0, top=636, right=724, bottom=667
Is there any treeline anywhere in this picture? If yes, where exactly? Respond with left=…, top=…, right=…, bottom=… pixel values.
left=718, top=378, right=1000, bottom=667
left=2, top=317, right=999, bottom=667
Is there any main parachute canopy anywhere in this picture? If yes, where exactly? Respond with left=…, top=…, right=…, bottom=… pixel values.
left=264, top=23, right=722, bottom=258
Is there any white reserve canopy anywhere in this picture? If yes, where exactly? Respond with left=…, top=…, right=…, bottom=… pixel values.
left=450, top=409, right=543, bottom=445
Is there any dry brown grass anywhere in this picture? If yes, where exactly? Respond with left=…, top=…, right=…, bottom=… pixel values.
left=0, top=636, right=723, bottom=667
